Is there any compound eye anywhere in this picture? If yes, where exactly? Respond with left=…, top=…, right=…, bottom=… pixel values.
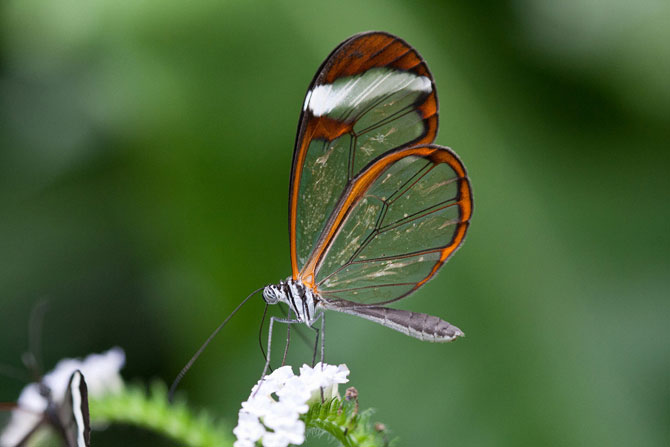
left=262, top=286, right=278, bottom=305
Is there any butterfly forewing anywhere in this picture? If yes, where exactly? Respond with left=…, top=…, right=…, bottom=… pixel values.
left=310, top=145, right=471, bottom=305
left=59, top=370, right=90, bottom=447
left=3, top=371, right=91, bottom=447
left=290, top=32, right=439, bottom=275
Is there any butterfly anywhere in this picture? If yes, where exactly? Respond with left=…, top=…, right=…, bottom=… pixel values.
left=259, top=31, right=473, bottom=368
left=170, top=31, right=474, bottom=397
left=1, top=369, right=91, bottom=447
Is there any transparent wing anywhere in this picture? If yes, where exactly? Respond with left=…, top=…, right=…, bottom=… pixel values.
left=302, top=145, right=472, bottom=305
left=289, top=32, right=439, bottom=276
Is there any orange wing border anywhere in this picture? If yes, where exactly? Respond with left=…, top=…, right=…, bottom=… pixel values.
left=288, top=31, right=440, bottom=277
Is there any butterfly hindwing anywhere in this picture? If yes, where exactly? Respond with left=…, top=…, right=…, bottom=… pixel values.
left=304, top=144, right=472, bottom=305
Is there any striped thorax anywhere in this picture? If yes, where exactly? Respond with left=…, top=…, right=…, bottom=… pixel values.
left=263, top=279, right=319, bottom=326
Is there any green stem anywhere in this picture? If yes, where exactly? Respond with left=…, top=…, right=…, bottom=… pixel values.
left=89, top=381, right=233, bottom=447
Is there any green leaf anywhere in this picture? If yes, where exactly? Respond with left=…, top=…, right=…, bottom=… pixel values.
left=302, top=392, right=395, bottom=447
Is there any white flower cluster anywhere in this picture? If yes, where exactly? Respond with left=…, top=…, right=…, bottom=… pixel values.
left=234, top=362, right=350, bottom=447
left=0, top=347, right=126, bottom=447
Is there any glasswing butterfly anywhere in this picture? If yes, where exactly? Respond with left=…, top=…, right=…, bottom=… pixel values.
left=262, top=30, right=472, bottom=349
left=170, top=31, right=473, bottom=398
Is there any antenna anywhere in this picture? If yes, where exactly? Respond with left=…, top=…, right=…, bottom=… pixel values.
left=0, top=300, right=51, bottom=385
left=168, top=286, right=265, bottom=402
left=25, top=299, right=49, bottom=380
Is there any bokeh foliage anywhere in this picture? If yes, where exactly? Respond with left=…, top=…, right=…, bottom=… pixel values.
left=1, top=1, right=668, bottom=446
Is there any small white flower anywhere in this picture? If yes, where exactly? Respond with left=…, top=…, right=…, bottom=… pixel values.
left=0, top=347, right=126, bottom=447
left=233, top=363, right=350, bottom=447
left=233, top=411, right=265, bottom=444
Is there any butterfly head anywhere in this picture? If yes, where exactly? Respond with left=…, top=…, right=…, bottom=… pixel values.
left=262, top=285, right=282, bottom=305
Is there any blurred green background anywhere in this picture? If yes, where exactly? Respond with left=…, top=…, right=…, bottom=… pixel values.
left=1, top=0, right=668, bottom=446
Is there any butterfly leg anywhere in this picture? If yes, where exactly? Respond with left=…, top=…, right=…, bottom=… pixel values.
left=256, top=316, right=302, bottom=395
left=258, top=304, right=272, bottom=372
left=309, top=312, right=327, bottom=402
left=281, top=308, right=293, bottom=366
left=309, top=312, right=326, bottom=367
left=319, top=311, right=325, bottom=365
left=277, top=303, right=313, bottom=347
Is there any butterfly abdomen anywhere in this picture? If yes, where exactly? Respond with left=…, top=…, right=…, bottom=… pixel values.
left=323, top=301, right=464, bottom=342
